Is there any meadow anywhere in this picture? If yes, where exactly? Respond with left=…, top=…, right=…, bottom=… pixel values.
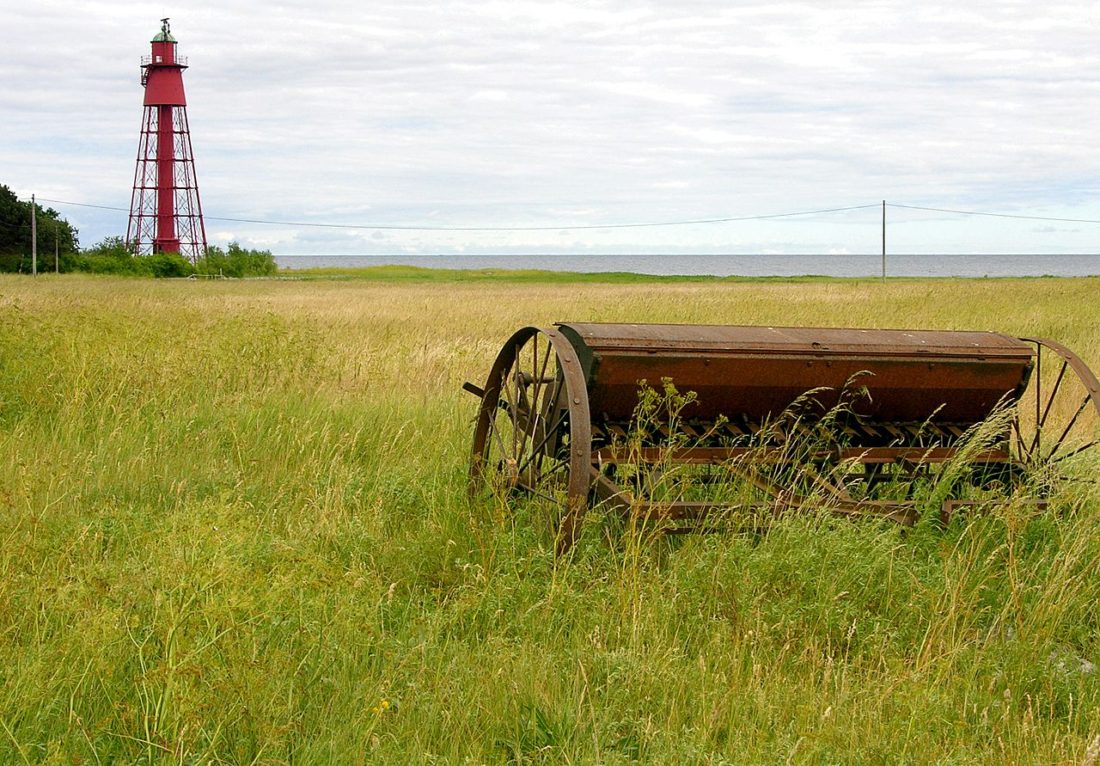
left=1, top=271, right=1098, bottom=764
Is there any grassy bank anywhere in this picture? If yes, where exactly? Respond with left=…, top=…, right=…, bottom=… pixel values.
left=1, top=274, right=1098, bottom=764
left=277, top=263, right=1075, bottom=284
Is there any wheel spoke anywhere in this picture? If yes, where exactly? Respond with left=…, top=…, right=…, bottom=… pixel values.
left=521, top=334, right=541, bottom=452
left=530, top=375, right=565, bottom=476
left=517, top=407, right=568, bottom=478
left=1029, top=359, right=1068, bottom=455
left=1051, top=439, right=1099, bottom=466
left=540, top=454, right=570, bottom=476
left=518, top=335, right=552, bottom=470
left=1040, top=361, right=1068, bottom=429
left=532, top=337, right=554, bottom=435
left=1034, top=341, right=1042, bottom=442
left=1054, top=474, right=1100, bottom=485
left=502, top=389, right=520, bottom=459
left=489, top=411, right=511, bottom=462
left=516, top=455, right=570, bottom=501
left=518, top=484, right=566, bottom=504
left=1045, top=394, right=1092, bottom=461
left=501, top=364, right=523, bottom=459
left=1011, top=416, right=1032, bottom=461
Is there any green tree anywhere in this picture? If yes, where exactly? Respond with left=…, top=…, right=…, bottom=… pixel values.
left=0, top=185, right=29, bottom=257
left=0, top=184, right=80, bottom=273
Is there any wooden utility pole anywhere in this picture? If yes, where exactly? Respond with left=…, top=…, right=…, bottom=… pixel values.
left=881, top=199, right=886, bottom=283
left=31, top=194, right=37, bottom=277
left=55, top=226, right=59, bottom=273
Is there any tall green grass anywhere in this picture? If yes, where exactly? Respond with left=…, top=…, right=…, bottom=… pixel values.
left=1, top=274, right=1098, bottom=764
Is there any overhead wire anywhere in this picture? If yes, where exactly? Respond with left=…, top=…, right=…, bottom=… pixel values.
left=33, top=197, right=879, bottom=232
left=28, top=196, right=1100, bottom=231
left=887, top=203, right=1100, bottom=225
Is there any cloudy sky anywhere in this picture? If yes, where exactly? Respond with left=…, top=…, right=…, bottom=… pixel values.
left=2, top=1, right=1098, bottom=256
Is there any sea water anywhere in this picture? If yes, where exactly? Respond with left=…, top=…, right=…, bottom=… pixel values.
left=275, top=253, right=1100, bottom=278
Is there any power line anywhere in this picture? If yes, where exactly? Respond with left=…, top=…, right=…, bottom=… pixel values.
left=888, top=203, right=1100, bottom=225
left=206, top=203, right=882, bottom=231
left=35, top=196, right=878, bottom=232
left=30, top=199, right=126, bottom=214
left=31, top=195, right=1100, bottom=231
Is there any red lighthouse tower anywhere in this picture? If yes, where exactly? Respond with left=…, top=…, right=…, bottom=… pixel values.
left=127, top=18, right=207, bottom=262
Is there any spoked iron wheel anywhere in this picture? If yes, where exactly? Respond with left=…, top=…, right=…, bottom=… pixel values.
left=1011, top=337, right=1100, bottom=487
left=470, top=326, right=593, bottom=552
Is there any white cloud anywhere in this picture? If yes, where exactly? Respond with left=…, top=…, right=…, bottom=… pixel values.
left=1, top=0, right=1098, bottom=255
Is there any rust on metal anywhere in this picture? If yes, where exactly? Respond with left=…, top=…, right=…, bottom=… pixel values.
left=467, top=322, right=1099, bottom=552
left=592, top=446, right=1013, bottom=465
left=558, top=323, right=1034, bottom=424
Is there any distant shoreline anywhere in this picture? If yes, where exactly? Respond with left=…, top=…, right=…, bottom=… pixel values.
left=273, top=263, right=1100, bottom=284
left=274, top=253, right=1100, bottom=279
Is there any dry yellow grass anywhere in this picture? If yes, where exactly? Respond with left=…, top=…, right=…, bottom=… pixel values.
left=1, top=273, right=1098, bottom=764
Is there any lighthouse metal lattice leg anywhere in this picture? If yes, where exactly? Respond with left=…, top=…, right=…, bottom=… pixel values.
left=126, top=105, right=207, bottom=263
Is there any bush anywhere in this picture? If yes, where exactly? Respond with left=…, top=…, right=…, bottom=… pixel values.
left=195, top=243, right=277, bottom=278
left=74, top=238, right=196, bottom=278
left=77, top=237, right=145, bottom=275
left=143, top=252, right=195, bottom=278
left=45, top=236, right=276, bottom=279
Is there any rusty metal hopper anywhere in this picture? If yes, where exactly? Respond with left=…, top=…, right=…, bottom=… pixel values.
left=466, top=323, right=1100, bottom=552
left=558, top=323, right=1034, bottom=426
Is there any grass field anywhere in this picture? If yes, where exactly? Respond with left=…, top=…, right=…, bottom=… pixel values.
left=2, top=271, right=1099, bottom=764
